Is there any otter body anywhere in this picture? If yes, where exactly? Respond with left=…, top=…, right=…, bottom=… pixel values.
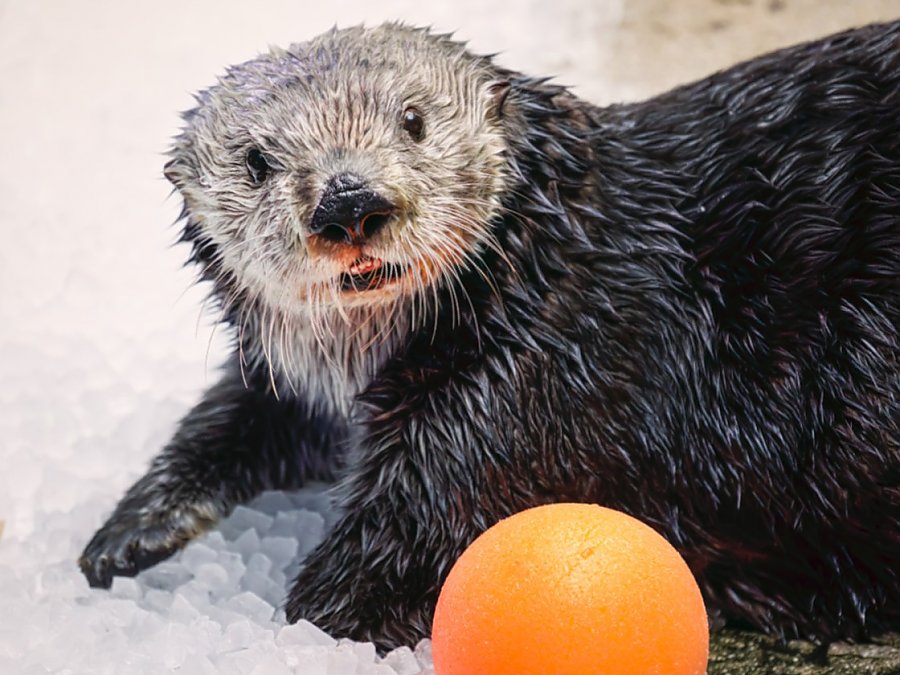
left=80, top=21, right=900, bottom=649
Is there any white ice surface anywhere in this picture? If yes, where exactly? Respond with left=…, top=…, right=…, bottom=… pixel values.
left=0, top=482, right=436, bottom=674
left=2, top=1, right=898, bottom=673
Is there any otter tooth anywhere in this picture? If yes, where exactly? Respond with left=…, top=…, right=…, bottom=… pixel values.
left=347, top=257, right=381, bottom=276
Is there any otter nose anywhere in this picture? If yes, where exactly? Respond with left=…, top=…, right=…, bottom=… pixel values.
left=309, top=174, right=396, bottom=244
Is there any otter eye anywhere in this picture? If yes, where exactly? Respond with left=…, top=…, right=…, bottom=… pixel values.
left=402, top=107, right=425, bottom=142
left=246, top=147, right=271, bottom=184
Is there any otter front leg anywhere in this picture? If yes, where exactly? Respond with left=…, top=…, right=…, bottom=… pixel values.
left=284, top=396, right=495, bottom=650
left=284, top=493, right=464, bottom=651
left=79, top=355, right=336, bottom=588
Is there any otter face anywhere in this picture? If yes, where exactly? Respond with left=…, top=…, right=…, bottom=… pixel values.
left=166, top=24, right=510, bottom=323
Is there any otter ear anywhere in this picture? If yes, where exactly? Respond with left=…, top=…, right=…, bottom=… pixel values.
left=163, top=143, right=196, bottom=191
left=165, top=104, right=205, bottom=189
left=163, top=157, right=184, bottom=188
left=486, top=79, right=511, bottom=118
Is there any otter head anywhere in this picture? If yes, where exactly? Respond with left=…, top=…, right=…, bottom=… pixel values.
left=165, top=24, right=511, bottom=330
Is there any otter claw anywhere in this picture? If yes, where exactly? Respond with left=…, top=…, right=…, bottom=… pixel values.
left=78, top=552, right=114, bottom=589
left=78, top=517, right=185, bottom=588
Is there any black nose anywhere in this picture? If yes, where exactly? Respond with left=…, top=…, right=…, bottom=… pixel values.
left=309, top=174, right=396, bottom=244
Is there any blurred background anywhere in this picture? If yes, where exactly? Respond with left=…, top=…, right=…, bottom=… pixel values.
left=0, top=0, right=898, bottom=535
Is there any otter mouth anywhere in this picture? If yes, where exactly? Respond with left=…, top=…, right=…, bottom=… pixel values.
left=340, top=256, right=405, bottom=292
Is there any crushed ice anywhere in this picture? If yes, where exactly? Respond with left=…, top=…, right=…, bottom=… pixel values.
left=0, top=486, right=435, bottom=674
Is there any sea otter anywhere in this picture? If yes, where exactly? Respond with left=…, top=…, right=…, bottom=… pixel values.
left=79, top=21, right=900, bottom=650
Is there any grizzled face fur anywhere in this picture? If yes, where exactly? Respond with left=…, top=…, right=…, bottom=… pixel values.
left=165, top=24, right=510, bottom=335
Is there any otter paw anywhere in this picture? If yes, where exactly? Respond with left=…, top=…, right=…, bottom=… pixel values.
left=78, top=511, right=199, bottom=588
left=79, top=517, right=182, bottom=588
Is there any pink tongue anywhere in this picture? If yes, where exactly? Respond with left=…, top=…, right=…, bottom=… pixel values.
left=348, top=257, right=383, bottom=275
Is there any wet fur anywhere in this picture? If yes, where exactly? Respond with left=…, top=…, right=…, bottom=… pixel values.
left=81, top=21, right=900, bottom=650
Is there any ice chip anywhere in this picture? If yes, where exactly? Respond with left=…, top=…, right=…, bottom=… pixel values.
left=270, top=568, right=288, bottom=589
left=233, top=527, right=262, bottom=561
left=380, top=646, right=421, bottom=675
left=276, top=620, right=337, bottom=648
left=169, top=592, right=202, bottom=621
left=140, top=560, right=192, bottom=590
left=328, top=642, right=360, bottom=672
left=195, top=561, right=229, bottom=588
left=176, top=579, right=214, bottom=611
left=161, top=623, right=190, bottom=670
left=368, top=665, right=404, bottom=675
left=268, top=510, right=300, bottom=538
left=413, top=639, right=435, bottom=672
left=338, top=638, right=377, bottom=664
left=260, top=536, right=298, bottom=568
left=218, top=550, right=247, bottom=587
left=224, top=619, right=259, bottom=651
left=181, top=541, right=219, bottom=570
left=249, top=491, right=298, bottom=515
left=99, top=597, right=144, bottom=626
left=246, top=551, right=273, bottom=577
left=203, top=530, right=227, bottom=550
left=241, top=573, right=283, bottom=607
left=295, top=513, right=326, bottom=556
left=142, top=588, right=174, bottom=612
left=205, top=604, right=245, bottom=628
left=281, top=646, right=330, bottom=674
left=268, top=509, right=323, bottom=540
left=248, top=653, right=292, bottom=675
left=110, top=576, right=143, bottom=600
left=179, top=654, right=219, bottom=675
left=225, top=591, right=275, bottom=624
left=37, top=561, right=90, bottom=599
left=219, top=505, right=274, bottom=540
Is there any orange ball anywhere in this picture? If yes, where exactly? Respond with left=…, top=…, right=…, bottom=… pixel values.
left=431, top=503, right=708, bottom=675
